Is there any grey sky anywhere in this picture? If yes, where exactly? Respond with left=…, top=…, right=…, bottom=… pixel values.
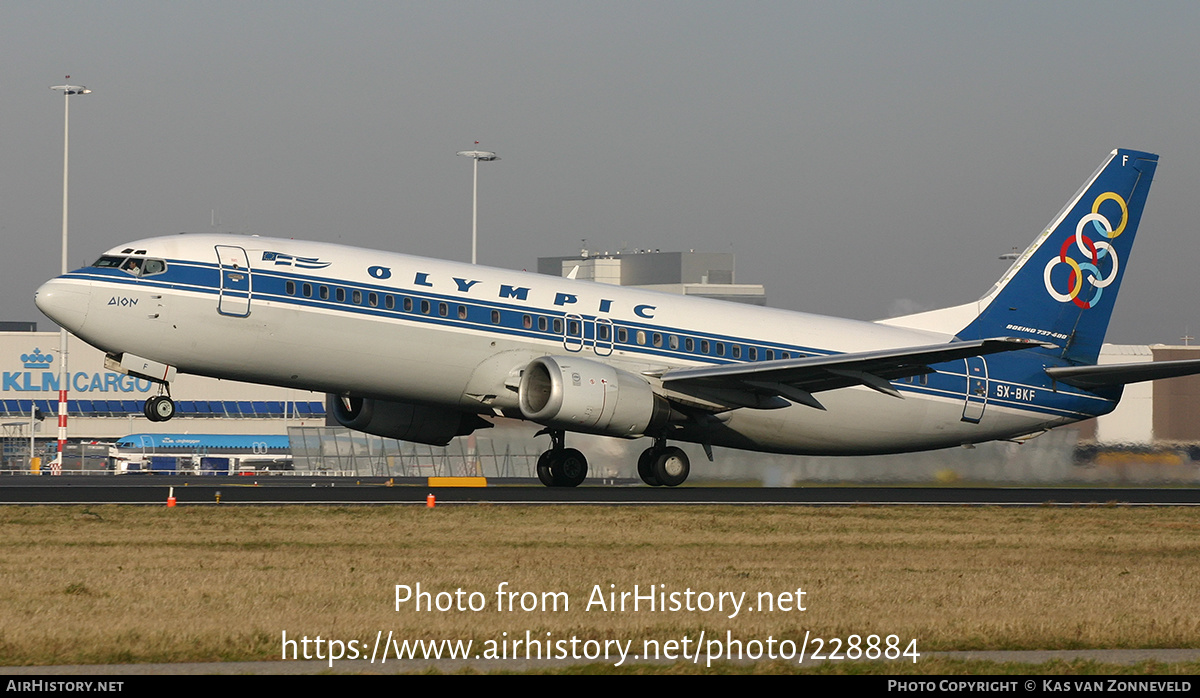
left=4, top=1, right=1199, bottom=344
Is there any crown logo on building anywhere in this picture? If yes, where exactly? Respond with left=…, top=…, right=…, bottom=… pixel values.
left=22, top=348, right=53, bottom=369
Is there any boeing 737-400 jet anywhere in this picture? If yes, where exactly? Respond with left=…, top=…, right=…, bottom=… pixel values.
left=35, top=148, right=1200, bottom=486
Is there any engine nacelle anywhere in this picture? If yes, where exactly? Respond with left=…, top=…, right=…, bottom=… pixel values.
left=517, top=356, right=671, bottom=438
left=330, top=396, right=488, bottom=446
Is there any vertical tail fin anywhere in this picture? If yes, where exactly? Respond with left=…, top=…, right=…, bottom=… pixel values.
left=957, top=148, right=1158, bottom=365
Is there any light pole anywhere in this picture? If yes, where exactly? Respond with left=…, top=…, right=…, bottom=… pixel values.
left=456, top=148, right=499, bottom=264
left=49, top=80, right=90, bottom=472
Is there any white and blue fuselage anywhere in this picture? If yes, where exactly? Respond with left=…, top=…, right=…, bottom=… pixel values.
left=36, top=233, right=1101, bottom=451
left=36, top=149, right=1168, bottom=485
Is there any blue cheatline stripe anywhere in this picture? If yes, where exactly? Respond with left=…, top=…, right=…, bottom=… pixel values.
left=68, top=261, right=835, bottom=364
left=64, top=257, right=1112, bottom=420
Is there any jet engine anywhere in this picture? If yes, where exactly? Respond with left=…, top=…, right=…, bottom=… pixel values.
left=518, top=356, right=671, bottom=438
left=330, top=396, right=489, bottom=446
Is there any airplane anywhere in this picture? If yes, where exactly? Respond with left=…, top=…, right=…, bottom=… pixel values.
left=35, top=148, right=1200, bottom=487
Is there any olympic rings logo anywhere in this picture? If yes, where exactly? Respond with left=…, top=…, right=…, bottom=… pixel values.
left=1042, top=191, right=1128, bottom=309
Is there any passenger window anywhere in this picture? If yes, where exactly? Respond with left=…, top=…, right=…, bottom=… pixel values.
left=420, top=300, right=430, bottom=314
left=701, top=340, right=710, bottom=354
left=302, top=283, right=312, bottom=298
left=439, top=303, right=448, bottom=317
left=285, top=281, right=295, bottom=295
left=352, top=290, right=362, bottom=305
left=368, top=292, right=378, bottom=307
left=636, top=331, right=646, bottom=345
left=748, top=347, right=757, bottom=361
left=319, top=286, right=330, bottom=300
left=685, top=338, right=694, bottom=352
left=457, top=305, right=467, bottom=320
left=617, top=328, right=628, bottom=343
left=765, top=349, right=775, bottom=360
left=652, top=333, right=663, bottom=348
left=732, top=345, right=742, bottom=359
left=716, top=342, right=725, bottom=356
left=336, top=288, right=346, bottom=302
left=492, top=310, right=501, bottom=324
left=385, top=295, right=395, bottom=310
left=568, top=320, right=581, bottom=335
left=523, top=315, right=533, bottom=329
left=552, top=318, right=563, bottom=334
left=403, top=297, right=412, bottom=312
left=597, top=325, right=611, bottom=341
left=538, top=317, right=548, bottom=332
left=669, top=336, right=679, bottom=350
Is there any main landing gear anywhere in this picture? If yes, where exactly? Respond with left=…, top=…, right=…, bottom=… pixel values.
left=534, top=428, right=588, bottom=488
left=533, top=430, right=692, bottom=488
left=637, top=439, right=690, bottom=487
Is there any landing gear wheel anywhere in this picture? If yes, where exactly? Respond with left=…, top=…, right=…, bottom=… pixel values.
left=536, top=451, right=556, bottom=487
left=154, top=396, right=176, bottom=421
left=552, top=448, right=588, bottom=487
left=653, top=447, right=690, bottom=487
left=144, top=396, right=176, bottom=422
left=637, top=448, right=661, bottom=486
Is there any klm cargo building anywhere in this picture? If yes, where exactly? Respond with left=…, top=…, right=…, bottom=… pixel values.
left=0, top=329, right=326, bottom=470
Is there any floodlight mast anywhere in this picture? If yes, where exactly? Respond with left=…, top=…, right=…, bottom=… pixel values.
left=456, top=149, right=499, bottom=264
left=48, top=81, right=90, bottom=472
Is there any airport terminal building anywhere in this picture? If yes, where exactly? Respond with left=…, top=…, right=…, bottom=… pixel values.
left=0, top=329, right=326, bottom=469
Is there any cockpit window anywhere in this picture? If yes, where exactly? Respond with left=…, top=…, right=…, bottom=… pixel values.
left=92, top=255, right=166, bottom=277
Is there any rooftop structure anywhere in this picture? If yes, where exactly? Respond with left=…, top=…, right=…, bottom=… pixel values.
left=536, top=248, right=766, bottom=305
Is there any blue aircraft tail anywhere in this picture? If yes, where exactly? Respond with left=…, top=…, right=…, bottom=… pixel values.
left=957, top=149, right=1158, bottom=365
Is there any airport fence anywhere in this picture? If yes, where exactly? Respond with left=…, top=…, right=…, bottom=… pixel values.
left=287, top=426, right=540, bottom=478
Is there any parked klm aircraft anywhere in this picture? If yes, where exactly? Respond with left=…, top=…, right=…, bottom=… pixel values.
left=35, top=148, right=1200, bottom=486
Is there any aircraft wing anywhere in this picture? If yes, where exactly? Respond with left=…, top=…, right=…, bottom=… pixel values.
left=655, top=337, right=1046, bottom=411
left=1046, top=358, right=1200, bottom=389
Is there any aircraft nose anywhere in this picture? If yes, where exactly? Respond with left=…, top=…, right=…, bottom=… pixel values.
left=35, top=279, right=90, bottom=334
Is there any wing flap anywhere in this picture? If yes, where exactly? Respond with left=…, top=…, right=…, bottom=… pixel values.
left=660, top=337, right=1045, bottom=410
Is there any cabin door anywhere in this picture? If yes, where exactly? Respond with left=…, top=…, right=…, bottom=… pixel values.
left=215, top=245, right=252, bottom=317
left=961, top=356, right=988, bottom=423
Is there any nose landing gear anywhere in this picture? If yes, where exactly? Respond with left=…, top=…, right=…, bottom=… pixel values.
left=144, top=394, right=175, bottom=422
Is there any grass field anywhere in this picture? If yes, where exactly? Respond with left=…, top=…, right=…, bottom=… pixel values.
left=1, top=503, right=1197, bottom=671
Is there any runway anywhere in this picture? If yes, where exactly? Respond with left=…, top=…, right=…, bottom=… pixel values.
left=2, top=475, right=1198, bottom=505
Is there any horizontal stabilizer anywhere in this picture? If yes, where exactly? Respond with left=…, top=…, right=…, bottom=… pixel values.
left=1046, top=358, right=1200, bottom=389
